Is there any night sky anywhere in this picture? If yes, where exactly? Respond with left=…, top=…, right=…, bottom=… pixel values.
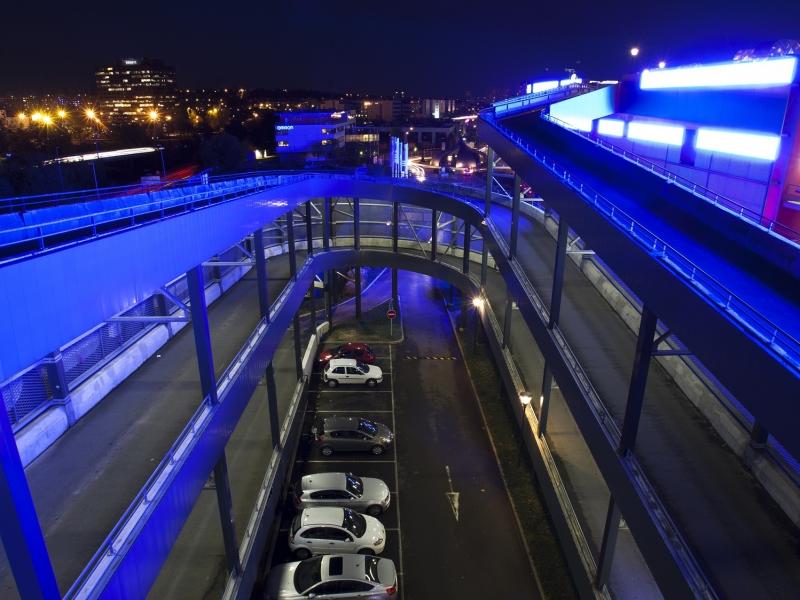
left=2, top=0, right=798, bottom=96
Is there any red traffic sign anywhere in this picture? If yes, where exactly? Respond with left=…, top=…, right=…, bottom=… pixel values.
left=386, top=309, right=397, bottom=320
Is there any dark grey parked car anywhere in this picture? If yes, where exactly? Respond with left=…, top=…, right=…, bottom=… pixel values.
left=311, top=416, right=394, bottom=456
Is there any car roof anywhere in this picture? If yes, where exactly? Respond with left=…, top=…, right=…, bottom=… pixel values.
left=301, top=472, right=346, bottom=491
left=301, top=507, right=344, bottom=526
left=327, top=358, right=358, bottom=367
left=323, top=416, right=361, bottom=429
left=321, top=555, right=395, bottom=582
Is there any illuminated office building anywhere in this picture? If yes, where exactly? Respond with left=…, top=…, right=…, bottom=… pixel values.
left=95, top=58, right=177, bottom=124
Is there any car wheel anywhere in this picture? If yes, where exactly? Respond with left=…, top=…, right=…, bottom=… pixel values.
left=327, top=379, right=338, bottom=388
left=320, top=446, right=334, bottom=457
left=295, top=548, right=311, bottom=560
left=366, top=505, right=383, bottom=516
left=357, top=548, right=376, bottom=555
left=371, top=445, right=385, bottom=456
left=366, top=379, right=376, bottom=388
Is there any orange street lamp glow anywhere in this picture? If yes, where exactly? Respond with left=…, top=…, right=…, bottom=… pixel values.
left=57, top=109, right=67, bottom=119
left=42, top=115, right=53, bottom=126
left=148, top=110, right=159, bottom=122
left=85, top=108, right=97, bottom=121
left=31, top=112, right=43, bottom=122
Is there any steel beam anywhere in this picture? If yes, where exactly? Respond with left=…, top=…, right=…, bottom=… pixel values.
left=595, top=497, right=621, bottom=589
left=254, top=229, right=270, bottom=321
left=323, top=198, right=332, bottom=250
left=305, top=201, right=314, bottom=254
left=502, top=296, right=513, bottom=349
left=462, top=223, right=471, bottom=274
left=618, top=305, right=658, bottom=456
left=265, top=361, right=280, bottom=448
left=293, top=314, right=303, bottom=380
left=509, top=173, right=521, bottom=259
left=392, top=268, right=399, bottom=311
left=187, top=265, right=241, bottom=576
left=392, top=201, right=399, bottom=253
left=353, top=198, right=360, bottom=251
left=431, top=209, right=438, bottom=260
left=286, top=211, right=297, bottom=281
left=485, top=147, right=494, bottom=217
left=0, top=392, right=59, bottom=600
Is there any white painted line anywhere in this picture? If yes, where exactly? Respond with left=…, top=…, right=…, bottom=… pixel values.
left=444, top=299, right=546, bottom=600
left=314, top=390, right=393, bottom=394
left=389, top=344, right=406, bottom=597
left=307, top=410, right=394, bottom=414
left=298, top=459, right=397, bottom=464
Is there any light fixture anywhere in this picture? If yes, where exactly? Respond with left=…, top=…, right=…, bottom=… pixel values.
left=472, top=297, right=485, bottom=309
left=658, top=60, right=666, bottom=69
left=627, top=121, right=685, bottom=146
left=640, top=56, right=797, bottom=89
left=597, top=118, right=625, bottom=138
left=630, top=46, right=640, bottom=57
left=520, top=393, right=533, bottom=407
left=695, top=128, right=781, bottom=161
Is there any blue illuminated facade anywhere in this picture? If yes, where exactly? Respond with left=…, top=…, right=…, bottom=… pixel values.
left=275, top=110, right=354, bottom=162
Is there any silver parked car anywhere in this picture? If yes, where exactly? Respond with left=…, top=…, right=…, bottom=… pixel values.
left=312, top=416, right=394, bottom=456
left=289, top=507, right=386, bottom=559
left=293, top=472, right=391, bottom=516
left=265, top=554, right=398, bottom=599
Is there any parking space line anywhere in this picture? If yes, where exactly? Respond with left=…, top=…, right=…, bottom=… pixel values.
left=305, top=410, right=394, bottom=414
left=314, top=390, right=393, bottom=394
left=389, top=345, right=406, bottom=599
left=297, top=460, right=397, bottom=464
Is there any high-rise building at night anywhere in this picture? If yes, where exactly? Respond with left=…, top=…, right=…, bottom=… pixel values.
left=95, top=58, right=177, bottom=124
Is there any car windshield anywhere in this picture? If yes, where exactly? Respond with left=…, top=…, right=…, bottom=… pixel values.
left=358, top=419, right=377, bottom=436
left=345, top=473, right=363, bottom=497
left=341, top=508, right=367, bottom=537
left=364, top=556, right=381, bottom=582
left=293, top=556, right=323, bottom=593
left=356, top=362, right=370, bottom=374
left=291, top=514, right=303, bottom=535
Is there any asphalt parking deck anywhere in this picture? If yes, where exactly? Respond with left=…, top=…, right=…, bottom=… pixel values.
left=277, top=271, right=541, bottom=600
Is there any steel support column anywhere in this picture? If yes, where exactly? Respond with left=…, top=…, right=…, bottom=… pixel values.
left=265, top=361, right=280, bottom=448
left=0, top=389, right=59, bottom=600
left=462, top=223, right=471, bottom=274
left=538, top=217, right=569, bottom=437
left=305, top=201, right=314, bottom=255
left=322, top=198, right=331, bottom=251
left=354, top=198, right=362, bottom=318
left=618, top=305, right=658, bottom=456
left=480, top=148, right=494, bottom=288
left=187, top=265, right=241, bottom=576
left=392, top=201, right=399, bottom=253
left=392, top=268, right=399, bottom=311
left=254, top=228, right=270, bottom=322
left=293, top=313, right=303, bottom=380
left=502, top=295, right=513, bottom=349
left=286, top=210, right=297, bottom=281
left=509, top=174, right=521, bottom=259
left=595, top=497, right=622, bottom=589
left=431, top=209, right=438, bottom=260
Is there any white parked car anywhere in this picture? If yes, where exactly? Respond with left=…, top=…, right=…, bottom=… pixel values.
left=289, top=507, right=386, bottom=559
left=293, top=472, right=391, bottom=516
left=265, top=554, right=398, bottom=599
left=323, top=358, right=383, bottom=388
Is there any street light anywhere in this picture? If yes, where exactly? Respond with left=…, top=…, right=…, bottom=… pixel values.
left=472, top=296, right=485, bottom=309
left=148, top=110, right=159, bottom=122
left=57, top=109, right=67, bottom=120
left=630, top=46, right=640, bottom=57
left=658, top=60, right=666, bottom=69
left=518, top=392, right=533, bottom=465
left=84, top=108, right=100, bottom=194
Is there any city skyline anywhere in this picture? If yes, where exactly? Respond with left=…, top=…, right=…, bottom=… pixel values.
left=1, top=0, right=798, bottom=95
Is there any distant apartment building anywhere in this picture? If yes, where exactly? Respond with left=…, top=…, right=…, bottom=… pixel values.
left=95, top=58, right=177, bottom=124
left=275, top=110, right=354, bottom=162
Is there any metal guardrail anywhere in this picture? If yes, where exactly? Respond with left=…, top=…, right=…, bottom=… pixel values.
left=482, top=111, right=800, bottom=372
left=541, top=112, right=800, bottom=244
left=492, top=84, right=588, bottom=116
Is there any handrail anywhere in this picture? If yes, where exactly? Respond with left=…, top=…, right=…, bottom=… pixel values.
left=481, top=110, right=800, bottom=372
left=541, top=112, right=800, bottom=244
left=492, top=84, right=588, bottom=117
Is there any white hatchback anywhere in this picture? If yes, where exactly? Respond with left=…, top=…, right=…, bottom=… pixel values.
left=323, top=358, right=383, bottom=388
left=289, top=507, right=386, bottom=559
